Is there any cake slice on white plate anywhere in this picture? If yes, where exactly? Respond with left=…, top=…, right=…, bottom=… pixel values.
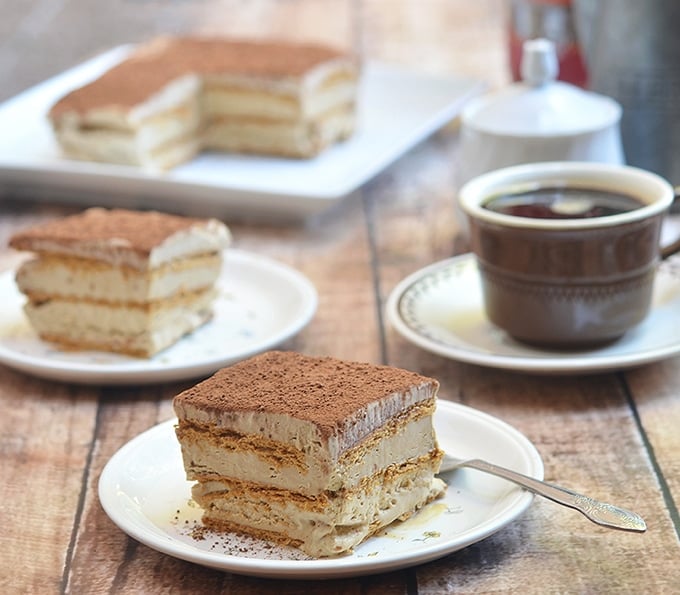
left=173, top=350, right=446, bottom=557
left=9, top=207, right=231, bottom=357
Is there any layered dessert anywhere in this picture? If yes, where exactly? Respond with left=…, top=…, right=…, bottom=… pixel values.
left=9, top=208, right=231, bottom=357
left=49, top=36, right=359, bottom=169
left=173, top=350, right=446, bottom=557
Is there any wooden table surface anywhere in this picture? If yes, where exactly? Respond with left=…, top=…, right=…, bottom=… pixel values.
left=1, top=1, right=679, bottom=593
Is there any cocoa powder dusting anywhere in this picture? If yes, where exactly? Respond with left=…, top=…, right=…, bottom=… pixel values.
left=50, top=37, right=352, bottom=117
left=173, top=351, right=438, bottom=436
left=9, top=207, right=211, bottom=256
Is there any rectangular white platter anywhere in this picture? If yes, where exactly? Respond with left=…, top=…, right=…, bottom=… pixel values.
left=0, top=45, right=484, bottom=221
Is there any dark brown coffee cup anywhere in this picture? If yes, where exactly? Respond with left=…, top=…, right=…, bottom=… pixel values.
left=458, top=162, right=674, bottom=347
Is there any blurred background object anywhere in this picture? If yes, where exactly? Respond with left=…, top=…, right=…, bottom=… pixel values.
left=458, top=38, right=622, bottom=185
left=508, top=0, right=587, bottom=88
left=573, top=0, right=680, bottom=185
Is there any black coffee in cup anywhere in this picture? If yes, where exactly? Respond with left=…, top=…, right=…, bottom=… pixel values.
left=483, top=186, right=644, bottom=219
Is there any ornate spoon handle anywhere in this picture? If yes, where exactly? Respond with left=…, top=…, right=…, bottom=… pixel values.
left=443, top=456, right=646, bottom=532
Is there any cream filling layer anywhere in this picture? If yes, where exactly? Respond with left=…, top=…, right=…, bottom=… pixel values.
left=23, top=287, right=215, bottom=355
left=175, top=387, right=436, bottom=460
left=203, top=108, right=355, bottom=157
left=201, top=79, right=356, bottom=120
left=192, top=458, right=446, bottom=557
left=54, top=127, right=201, bottom=169
left=16, top=253, right=222, bottom=303
left=56, top=94, right=202, bottom=148
left=55, top=100, right=354, bottom=165
left=176, top=403, right=440, bottom=495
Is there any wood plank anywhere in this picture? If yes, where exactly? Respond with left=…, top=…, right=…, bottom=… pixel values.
left=0, top=370, right=98, bottom=592
left=626, top=355, right=680, bottom=533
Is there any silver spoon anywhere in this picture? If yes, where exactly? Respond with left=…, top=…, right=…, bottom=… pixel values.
left=440, top=454, right=646, bottom=532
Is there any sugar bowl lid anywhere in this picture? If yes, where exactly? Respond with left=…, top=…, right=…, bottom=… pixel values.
left=462, top=38, right=621, bottom=137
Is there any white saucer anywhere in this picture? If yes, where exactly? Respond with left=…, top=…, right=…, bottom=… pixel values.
left=98, top=400, right=542, bottom=579
left=0, top=249, right=317, bottom=384
left=386, top=253, right=680, bottom=374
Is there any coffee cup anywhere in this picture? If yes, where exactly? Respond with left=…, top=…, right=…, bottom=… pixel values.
left=458, top=162, right=674, bottom=348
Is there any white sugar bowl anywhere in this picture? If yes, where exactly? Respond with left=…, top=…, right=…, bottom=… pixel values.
left=458, top=38, right=624, bottom=185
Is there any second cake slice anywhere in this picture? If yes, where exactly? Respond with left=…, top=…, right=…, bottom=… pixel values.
left=9, top=208, right=231, bottom=357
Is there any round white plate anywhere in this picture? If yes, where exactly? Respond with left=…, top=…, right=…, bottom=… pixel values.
left=98, top=400, right=542, bottom=580
left=386, top=253, right=680, bottom=374
left=0, top=249, right=317, bottom=385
